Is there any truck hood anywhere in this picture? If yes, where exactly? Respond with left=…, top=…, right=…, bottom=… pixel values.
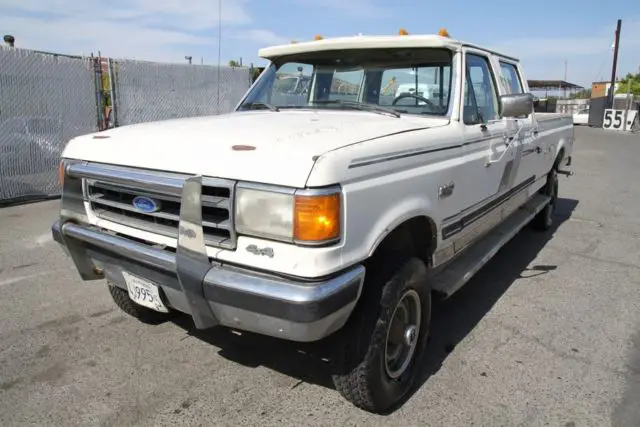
left=63, top=110, right=447, bottom=187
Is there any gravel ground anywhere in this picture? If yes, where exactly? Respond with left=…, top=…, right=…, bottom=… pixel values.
left=1, top=126, right=639, bottom=426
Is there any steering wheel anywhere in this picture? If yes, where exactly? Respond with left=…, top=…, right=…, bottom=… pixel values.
left=392, top=93, right=438, bottom=109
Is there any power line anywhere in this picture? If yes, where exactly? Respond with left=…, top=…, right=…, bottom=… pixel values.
left=592, top=36, right=618, bottom=83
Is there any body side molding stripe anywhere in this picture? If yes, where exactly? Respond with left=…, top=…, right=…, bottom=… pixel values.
left=441, top=175, right=536, bottom=240
left=348, top=135, right=496, bottom=169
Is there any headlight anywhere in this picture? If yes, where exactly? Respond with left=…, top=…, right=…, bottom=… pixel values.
left=236, top=188, right=294, bottom=240
left=235, top=186, right=341, bottom=245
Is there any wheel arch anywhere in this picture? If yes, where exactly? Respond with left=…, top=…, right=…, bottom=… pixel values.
left=553, top=146, right=566, bottom=170
left=367, top=213, right=438, bottom=266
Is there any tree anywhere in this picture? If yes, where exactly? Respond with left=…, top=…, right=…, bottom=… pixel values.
left=228, top=60, right=241, bottom=67
left=615, top=72, right=640, bottom=96
left=250, top=67, right=264, bottom=82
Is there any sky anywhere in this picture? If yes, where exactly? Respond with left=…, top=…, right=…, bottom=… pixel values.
left=1, top=0, right=639, bottom=88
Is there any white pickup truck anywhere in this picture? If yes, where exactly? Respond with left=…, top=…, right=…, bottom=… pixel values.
left=52, top=33, right=574, bottom=413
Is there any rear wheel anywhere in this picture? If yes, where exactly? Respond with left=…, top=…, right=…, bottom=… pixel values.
left=532, top=168, right=558, bottom=231
left=108, top=282, right=174, bottom=324
left=331, top=257, right=431, bottom=413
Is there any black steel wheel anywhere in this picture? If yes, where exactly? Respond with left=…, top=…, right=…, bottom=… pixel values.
left=331, top=257, right=431, bottom=413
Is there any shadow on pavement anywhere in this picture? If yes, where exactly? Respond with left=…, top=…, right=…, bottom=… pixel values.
left=394, top=197, right=579, bottom=411
left=171, top=313, right=336, bottom=388
left=172, top=197, right=579, bottom=411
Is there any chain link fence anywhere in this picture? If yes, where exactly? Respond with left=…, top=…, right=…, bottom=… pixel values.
left=0, top=47, right=97, bottom=203
left=112, top=60, right=251, bottom=126
left=1, top=48, right=252, bottom=204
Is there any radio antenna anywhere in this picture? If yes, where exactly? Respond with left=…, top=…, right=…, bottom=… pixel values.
left=217, top=0, right=222, bottom=113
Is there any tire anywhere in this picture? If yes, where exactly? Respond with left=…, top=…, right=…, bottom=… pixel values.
left=108, top=282, right=174, bottom=324
left=331, top=257, right=431, bottom=413
left=532, top=168, right=558, bottom=231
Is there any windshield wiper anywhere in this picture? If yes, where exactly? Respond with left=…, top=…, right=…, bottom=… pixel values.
left=310, top=100, right=400, bottom=118
left=240, top=102, right=280, bottom=112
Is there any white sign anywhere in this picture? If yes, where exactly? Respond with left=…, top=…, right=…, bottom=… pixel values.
left=603, top=109, right=639, bottom=131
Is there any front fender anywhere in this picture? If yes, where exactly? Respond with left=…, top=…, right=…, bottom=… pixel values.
left=339, top=191, right=437, bottom=269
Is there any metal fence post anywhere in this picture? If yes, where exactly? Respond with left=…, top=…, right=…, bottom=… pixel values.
left=623, top=80, right=632, bottom=131
left=91, top=54, right=104, bottom=131
left=107, top=58, right=118, bottom=128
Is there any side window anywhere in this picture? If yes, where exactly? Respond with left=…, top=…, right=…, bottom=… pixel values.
left=499, top=61, right=523, bottom=94
left=463, top=54, right=499, bottom=125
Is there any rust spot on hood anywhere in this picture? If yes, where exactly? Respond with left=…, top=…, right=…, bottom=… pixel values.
left=231, top=145, right=256, bottom=151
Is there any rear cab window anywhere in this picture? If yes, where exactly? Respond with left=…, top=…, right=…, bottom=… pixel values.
left=499, top=61, right=523, bottom=94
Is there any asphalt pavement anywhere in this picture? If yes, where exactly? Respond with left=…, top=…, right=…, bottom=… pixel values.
left=1, top=126, right=639, bottom=426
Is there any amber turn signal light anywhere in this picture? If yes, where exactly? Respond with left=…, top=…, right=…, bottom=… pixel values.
left=58, top=161, right=65, bottom=186
left=294, top=193, right=340, bottom=242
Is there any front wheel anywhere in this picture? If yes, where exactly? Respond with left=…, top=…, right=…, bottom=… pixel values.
left=331, top=257, right=431, bottom=413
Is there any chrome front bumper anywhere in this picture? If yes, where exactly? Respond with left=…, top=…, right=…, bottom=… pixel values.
left=53, top=220, right=364, bottom=342
left=52, top=175, right=364, bottom=343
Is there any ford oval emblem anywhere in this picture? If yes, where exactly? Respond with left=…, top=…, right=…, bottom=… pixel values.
left=132, top=196, right=161, bottom=213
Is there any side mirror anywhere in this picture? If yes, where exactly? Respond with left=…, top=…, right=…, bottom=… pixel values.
left=500, top=93, right=534, bottom=118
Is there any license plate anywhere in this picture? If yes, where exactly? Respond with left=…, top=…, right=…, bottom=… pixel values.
left=122, top=271, right=169, bottom=313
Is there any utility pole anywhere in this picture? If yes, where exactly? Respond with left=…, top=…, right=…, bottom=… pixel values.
left=608, top=19, right=622, bottom=108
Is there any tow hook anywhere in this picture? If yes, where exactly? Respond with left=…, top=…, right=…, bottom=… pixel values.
left=557, top=169, right=573, bottom=177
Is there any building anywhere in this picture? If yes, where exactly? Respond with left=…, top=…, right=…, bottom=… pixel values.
left=591, top=81, right=620, bottom=99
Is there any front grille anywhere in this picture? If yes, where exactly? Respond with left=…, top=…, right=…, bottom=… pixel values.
left=83, top=166, right=236, bottom=250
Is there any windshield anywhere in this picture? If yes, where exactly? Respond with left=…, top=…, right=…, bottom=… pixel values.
left=239, top=48, right=453, bottom=116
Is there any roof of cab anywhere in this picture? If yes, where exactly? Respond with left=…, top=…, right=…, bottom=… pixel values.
left=258, top=34, right=519, bottom=62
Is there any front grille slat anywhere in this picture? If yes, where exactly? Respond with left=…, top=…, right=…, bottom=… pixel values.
left=84, top=167, right=236, bottom=250
left=201, top=195, right=230, bottom=209
left=89, top=193, right=181, bottom=223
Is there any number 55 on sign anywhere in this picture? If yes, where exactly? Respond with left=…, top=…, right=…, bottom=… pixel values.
left=603, top=109, right=639, bottom=132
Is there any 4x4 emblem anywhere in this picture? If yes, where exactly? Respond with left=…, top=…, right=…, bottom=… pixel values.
left=246, top=245, right=274, bottom=258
